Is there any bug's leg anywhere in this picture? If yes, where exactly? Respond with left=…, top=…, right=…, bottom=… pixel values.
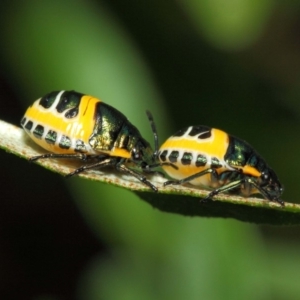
left=199, top=169, right=220, bottom=203
left=66, top=157, right=114, bottom=177
left=204, top=179, right=244, bottom=200
left=116, top=161, right=158, bottom=192
left=243, top=178, right=285, bottom=207
left=30, top=152, right=112, bottom=177
left=163, top=168, right=216, bottom=186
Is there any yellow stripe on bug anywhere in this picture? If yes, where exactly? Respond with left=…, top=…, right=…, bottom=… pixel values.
left=242, top=165, right=261, bottom=177
left=110, top=147, right=131, bottom=158
left=25, top=95, right=101, bottom=143
left=71, top=95, right=101, bottom=142
left=161, top=128, right=229, bottom=159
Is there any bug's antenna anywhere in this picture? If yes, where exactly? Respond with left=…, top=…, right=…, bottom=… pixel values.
left=146, top=110, right=159, bottom=160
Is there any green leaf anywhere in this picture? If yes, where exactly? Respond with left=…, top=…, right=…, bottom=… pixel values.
left=1, top=119, right=298, bottom=226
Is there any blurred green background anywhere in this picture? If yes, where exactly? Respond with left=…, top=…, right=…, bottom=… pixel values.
left=1, top=0, right=300, bottom=299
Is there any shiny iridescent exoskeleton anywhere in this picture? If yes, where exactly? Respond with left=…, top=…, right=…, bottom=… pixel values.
left=21, top=90, right=157, bottom=190
left=158, top=125, right=284, bottom=206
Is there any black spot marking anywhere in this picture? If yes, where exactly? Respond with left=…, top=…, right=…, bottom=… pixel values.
left=56, top=91, right=82, bottom=115
left=65, top=107, right=79, bottom=119
left=198, top=131, right=211, bottom=139
left=169, top=151, right=179, bottom=163
left=45, top=130, right=57, bottom=144
left=39, top=91, right=59, bottom=109
left=181, top=152, right=193, bottom=165
left=211, top=157, right=222, bottom=168
left=33, top=125, right=44, bottom=139
left=75, top=140, right=86, bottom=152
left=59, top=135, right=71, bottom=149
left=172, top=127, right=189, bottom=137
left=159, top=150, right=168, bottom=162
left=196, top=154, right=207, bottom=167
left=189, top=125, right=211, bottom=137
left=25, top=120, right=33, bottom=131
